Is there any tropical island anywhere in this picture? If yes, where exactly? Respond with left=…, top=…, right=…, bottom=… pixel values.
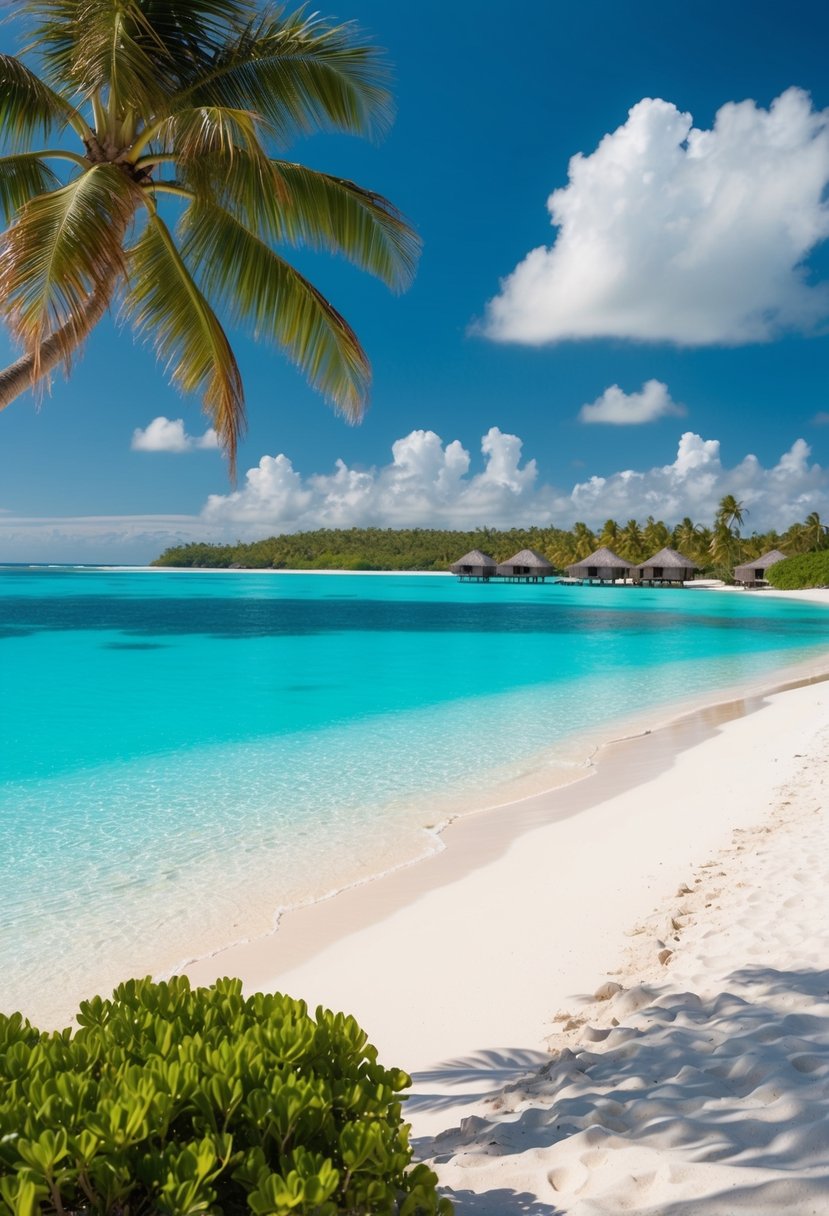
left=153, top=499, right=829, bottom=585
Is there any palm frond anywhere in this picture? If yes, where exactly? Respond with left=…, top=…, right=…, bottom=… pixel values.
left=0, top=153, right=61, bottom=224
left=180, top=199, right=370, bottom=421
left=0, top=54, right=84, bottom=147
left=123, top=210, right=245, bottom=471
left=267, top=161, right=419, bottom=291
left=25, top=1, right=254, bottom=98
left=0, top=163, right=139, bottom=375
left=83, top=1, right=171, bottom=108
left=137, top=2, right=255, bottom=64
left=173, top=5, right=393, bottom=142
left=180, top=152, right=419, bottom=291
left=150, top=105, right=261, bottom=161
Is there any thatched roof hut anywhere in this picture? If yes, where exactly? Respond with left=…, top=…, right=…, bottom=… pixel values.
left=638, top=547, right=698, bottom=583
left=450, top=549, right=497, bottom=580
left=566, top=547, right=631, bottom=583
left=733, top=549, right=787, bottom=587
left=496, top=548, right=554, bottom=581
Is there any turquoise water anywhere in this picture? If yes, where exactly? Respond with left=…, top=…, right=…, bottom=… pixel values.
left=2, top=568, right=828, bottom=1024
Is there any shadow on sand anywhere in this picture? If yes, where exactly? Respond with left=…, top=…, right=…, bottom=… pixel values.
left=416, top=967, right=829, bottom=1214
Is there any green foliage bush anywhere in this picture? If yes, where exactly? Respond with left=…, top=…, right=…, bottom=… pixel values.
left=0, top=977, right=451, bottom=1216
left=766, top=551, right=829, bottom=589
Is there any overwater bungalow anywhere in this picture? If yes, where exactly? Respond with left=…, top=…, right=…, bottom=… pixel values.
left=496, top=548, right=554, bottom=582
left=450, top=549, right=497, bottom=581
left=733, top=549, right=787, bottom=588
left=566, top=547, right=631, bottom=584
left=637, top=547, right=698, bottom=585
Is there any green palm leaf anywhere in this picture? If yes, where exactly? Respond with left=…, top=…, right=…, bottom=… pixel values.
left=0, top=154, right=61, bottom=224
left=56, top=0, right=172, bottom=107
left=123, top=211, right=245, bottom=471
left=0, top=164, right=140, bottom=372
left=26, top=1, right=252, bottom=95
left=152, top=105, right=262, bottom=162
left=266, top=161, right=419, bottom=291
left=0, top=54, right=84, bottom=146
left=174, top=6, right=392, bottom=141
left=137, top=1, right=255, bottom=63
left=181, top=152, right=419, bottom=291
left=181, top=199, right=369, bottom=422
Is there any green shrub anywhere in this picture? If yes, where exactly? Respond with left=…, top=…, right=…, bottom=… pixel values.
left=0, top=977, right=451, bottom=1216
left=766, top=551, right=829, bottom=589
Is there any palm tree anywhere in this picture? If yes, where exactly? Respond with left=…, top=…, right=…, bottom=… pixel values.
left=715, top=495, right=747, bottom=534
left=598, top=518, right=620, bottom=548
left=642, top=515, right=669, bottom=553
left=0, top=1, right=418, bottom=472
left=571, top=521, right=597, bottom=560
left=709, top=522, right=738, bottom=568
left=803, top=512, right=829, bottom=550
left=619, top=519, right=645, bottom=563
left=672, top=516, right=703, bottom=559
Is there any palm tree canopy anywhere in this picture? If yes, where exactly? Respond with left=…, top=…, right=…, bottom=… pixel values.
left=0, top=0, right=420, bottom=473
left=716, top=494, right=747, bottom=532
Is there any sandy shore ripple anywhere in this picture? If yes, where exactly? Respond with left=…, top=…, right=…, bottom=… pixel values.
left=427, top=710, right=829, bottom=1214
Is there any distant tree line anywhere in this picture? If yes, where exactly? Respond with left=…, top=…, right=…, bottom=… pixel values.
left=153, top=500, right=829, bottom=576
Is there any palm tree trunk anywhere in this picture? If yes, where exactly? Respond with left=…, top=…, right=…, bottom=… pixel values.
left=0, top=279, right=113, bottom=411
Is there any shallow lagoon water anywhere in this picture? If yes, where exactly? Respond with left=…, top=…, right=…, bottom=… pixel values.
left=2, top=568, right=828, bottom=1023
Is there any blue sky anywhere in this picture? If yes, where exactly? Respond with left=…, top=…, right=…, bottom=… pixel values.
left=2, top=0, right=829, bottom=561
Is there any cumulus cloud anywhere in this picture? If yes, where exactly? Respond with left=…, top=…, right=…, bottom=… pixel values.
left=202, top=428, right=829, bottom=538
left=4, top=429, right=829, bottom=563
left=579, top=380, right=686, bottom=425
left=812, top=411, right=829, bottom=425
left=131, top=416, right=219, bottom=452
left=203, top=427, right=553, bottom=532
left=483, top=88, right=829, bottom=346
left=569, top=432, right=826, bottom=528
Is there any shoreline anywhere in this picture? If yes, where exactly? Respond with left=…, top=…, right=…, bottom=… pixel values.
left=182, top=634, right=829, bottom=1016
left=180, top=667, right=829, bottom=1199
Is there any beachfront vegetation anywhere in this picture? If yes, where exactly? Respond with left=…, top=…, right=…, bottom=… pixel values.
left=766, top=551, right=829, bottom=589
left=0, top=2, right=418, bottom=473
left=152, top=505, right=829, bottom=572
left=0, top=976, right=449, bottom=1216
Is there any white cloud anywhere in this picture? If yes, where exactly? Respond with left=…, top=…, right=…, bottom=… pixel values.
left=3, top=429, right=828, bottom=563
left=131, top=416, right=219, bottom=452
left=569, top=432, right=826, bottom=528
left=203, top=427, right=553, bottom=532
left=812, top=411, right=829, bottom=425
left=579, top=379, right=685, bottom=425
left=202, top=428, right=829, bottom=538
left=483, top=88, right=829, bottom=346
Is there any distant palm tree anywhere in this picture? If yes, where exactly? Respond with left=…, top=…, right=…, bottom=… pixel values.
left=0, top=1, right=418, bottom=472
left=709, top=522, right=738, bottom=568
left=571, top=521, right=597, bottom=560
left=673, top=516, right=703, bottom=559
left=642, top=515, right=670, bottom=553
left=803, top=511, right=829, bottom=550
left=598, top=518, right=620, bottom=547
left=619, top=519, right=645, bottom=563
left=716, top=495, right=747, bottom=534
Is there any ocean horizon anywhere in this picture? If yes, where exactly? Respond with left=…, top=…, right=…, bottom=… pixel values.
left=3, top=567, right=829, bottom=1026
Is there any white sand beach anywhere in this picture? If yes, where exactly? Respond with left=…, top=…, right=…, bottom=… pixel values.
left=183, top=588, right=829, bottom=1213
